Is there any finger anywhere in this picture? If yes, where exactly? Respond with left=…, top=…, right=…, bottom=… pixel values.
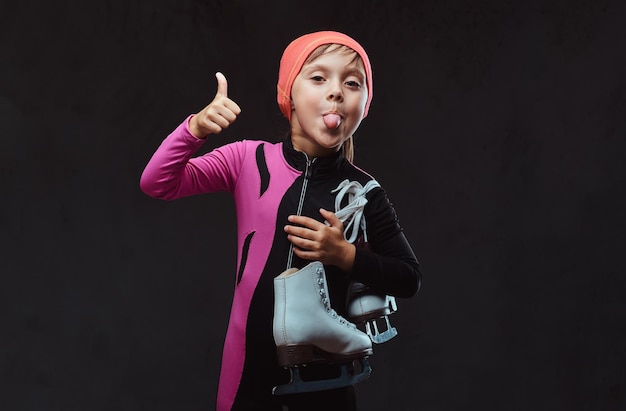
left=284, top=225, right=313, bottom=240
left=198, top=121, right=222, bottom=135
left=288, top=235, right=318, bottom=252
left=208, top=102, right=240, bottom=125
left=223, top=98, right=242, bottom=115
left=287, top=215, right=322, bottom=230
left=214, top=107, right=237, bottom=124
left=319, top=208, right=342, bottom=228
left=292, top=247, right=316, bottom=261
left=215, top=72, right=228, bottom=98
left=210, top=114, right=231, bottom=129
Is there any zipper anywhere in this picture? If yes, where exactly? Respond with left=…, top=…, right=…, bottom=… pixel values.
left=286, top=154, right=317, bottom=269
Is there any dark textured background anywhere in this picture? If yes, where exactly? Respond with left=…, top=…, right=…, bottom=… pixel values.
left=2, top=0, right=625, bottom=410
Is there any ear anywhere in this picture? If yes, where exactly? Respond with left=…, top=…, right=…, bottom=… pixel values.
left=290, top=99, right=295, bottom=110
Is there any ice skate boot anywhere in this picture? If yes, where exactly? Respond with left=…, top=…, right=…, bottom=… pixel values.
left=347, top=282, right=398, bottom=344
left=272, top=261, right=373, bottom=395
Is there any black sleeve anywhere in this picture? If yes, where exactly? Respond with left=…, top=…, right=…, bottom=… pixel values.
left=349, top=188, right=422, bottom=298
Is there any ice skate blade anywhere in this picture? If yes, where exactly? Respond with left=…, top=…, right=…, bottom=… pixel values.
left=272, top=357, right=372, bottom=395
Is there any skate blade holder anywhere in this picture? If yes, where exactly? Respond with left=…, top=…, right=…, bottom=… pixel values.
left=356, top=296, right=398, bottom=344
left=364, top=315, right=398, bottom=344
left=272, top=357, right=372, bottom=395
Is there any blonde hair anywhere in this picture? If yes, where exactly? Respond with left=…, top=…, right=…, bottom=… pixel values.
left=343, top=137, right=354, bottom=163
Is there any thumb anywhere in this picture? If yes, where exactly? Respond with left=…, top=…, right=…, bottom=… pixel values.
left=215, top=72, right=228, bottom=97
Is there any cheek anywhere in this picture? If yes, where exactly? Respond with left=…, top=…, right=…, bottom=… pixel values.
left=296, top=95, right=322, bottom=118
left=357, top=91, right=368, bottom=110
left=291, top=84, right=316, bottom=111
left=348, top=98, right=367, bottom=120
left=347, top=89, right=367, bottom=110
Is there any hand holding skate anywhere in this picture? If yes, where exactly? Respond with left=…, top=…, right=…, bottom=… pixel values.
left=284, top=209, right=356, bottom=272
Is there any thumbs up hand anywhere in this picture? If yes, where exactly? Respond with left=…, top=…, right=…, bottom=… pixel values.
left=189, top=72, right=242, bottom=138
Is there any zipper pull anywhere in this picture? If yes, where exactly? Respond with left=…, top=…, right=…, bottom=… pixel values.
left=305, top=157, right=316, bottom=179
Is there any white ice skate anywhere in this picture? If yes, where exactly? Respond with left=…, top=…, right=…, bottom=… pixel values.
left=347, top=281, right=398, bottom=344
left=272, top=261, right=373, bottom=395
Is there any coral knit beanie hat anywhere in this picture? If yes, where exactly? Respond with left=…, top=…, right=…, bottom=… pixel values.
left=277, top=31, right=373, bottom=121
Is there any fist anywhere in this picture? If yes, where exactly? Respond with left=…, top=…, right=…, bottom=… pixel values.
left=189, top=72, right=242, bottom=138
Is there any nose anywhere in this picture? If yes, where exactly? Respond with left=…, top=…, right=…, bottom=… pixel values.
left=327, top=80, right=343, bottom=102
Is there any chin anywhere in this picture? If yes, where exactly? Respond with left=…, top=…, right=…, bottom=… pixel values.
left=317, top=137, right=345, bottom=150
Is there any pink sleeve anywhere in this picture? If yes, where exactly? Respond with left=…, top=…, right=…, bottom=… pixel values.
left=140, top=115, right=245, bottom=200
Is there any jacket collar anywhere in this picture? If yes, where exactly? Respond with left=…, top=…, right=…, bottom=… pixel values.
left=282, top=137, right=346, bottom=176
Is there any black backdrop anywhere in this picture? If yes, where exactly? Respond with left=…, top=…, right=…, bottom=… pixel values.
left=2, top=0, right=625, bottom=410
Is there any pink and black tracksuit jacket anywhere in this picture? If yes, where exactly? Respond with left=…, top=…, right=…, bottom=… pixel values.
left=140, top=117, right=420, bottom=410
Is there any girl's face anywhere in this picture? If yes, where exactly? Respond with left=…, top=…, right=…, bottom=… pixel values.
left=289, top=46, right=368, bottom=158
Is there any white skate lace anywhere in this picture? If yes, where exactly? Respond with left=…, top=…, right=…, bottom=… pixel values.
left=331, top=179, right=380, bottom=242
left=317, top=267, right=357, bottom=329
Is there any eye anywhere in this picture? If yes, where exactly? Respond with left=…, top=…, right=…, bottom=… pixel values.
left=345, top=80, right=362, bottom=88
left=311, top=75, right=325, bottom=82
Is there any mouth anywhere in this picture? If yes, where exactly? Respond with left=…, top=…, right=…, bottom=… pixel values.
left=322, top=112, right=343, bottom=129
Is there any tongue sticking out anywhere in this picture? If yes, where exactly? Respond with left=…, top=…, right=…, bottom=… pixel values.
left=323, top=113, right=342, bottom=129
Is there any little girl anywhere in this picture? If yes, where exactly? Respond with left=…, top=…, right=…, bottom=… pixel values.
left=141, top=31, right=421, bottom=411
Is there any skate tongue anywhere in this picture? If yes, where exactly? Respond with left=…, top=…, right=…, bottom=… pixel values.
left=323, top=113, right=342, bottom=129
